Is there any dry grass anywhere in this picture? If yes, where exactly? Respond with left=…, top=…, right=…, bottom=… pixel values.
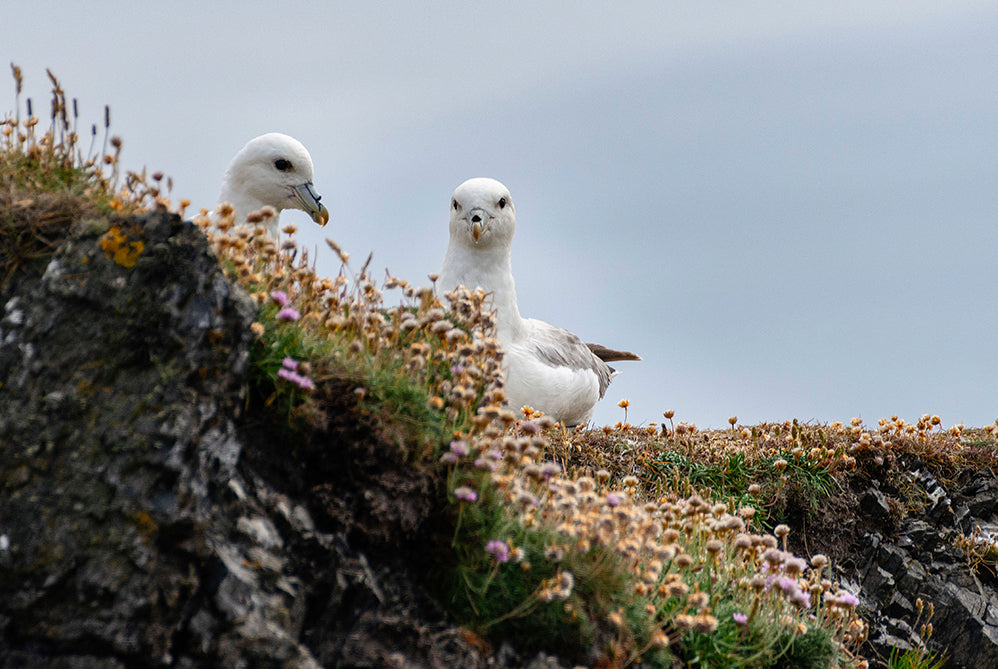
left=8, top=66, right=998, bottom=669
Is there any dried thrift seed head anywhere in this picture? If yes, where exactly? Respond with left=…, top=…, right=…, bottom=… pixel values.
left=688, top=591, right=710, bottom=610
left=705, top=539, right=724, bottom=558
left=692, top=614, right=719, bottom=634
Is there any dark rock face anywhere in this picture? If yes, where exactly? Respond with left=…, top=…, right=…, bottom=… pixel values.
left=832, top=467, right=998, bottom=668
left=12, top=208, right=997, bottom=669
left=0, top=212, right=560, bottom=668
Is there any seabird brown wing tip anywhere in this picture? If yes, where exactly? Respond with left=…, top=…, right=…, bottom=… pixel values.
left=587, top=343, right=642, bottom=363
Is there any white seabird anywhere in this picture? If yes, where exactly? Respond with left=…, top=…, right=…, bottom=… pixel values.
left=217, top=133, right=329, bottom=236
left=438, top=177, right=639, bottom=426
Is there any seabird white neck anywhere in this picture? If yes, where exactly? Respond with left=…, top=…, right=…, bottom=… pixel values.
left=440, top=236, right=524, bottom=341
left=218, top=180, right=281, bottom=235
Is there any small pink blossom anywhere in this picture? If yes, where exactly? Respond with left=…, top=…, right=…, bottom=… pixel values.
left=826, top=591, right=860, bottom=608
left=485, top=540, right=510, bottom=563
left=732, top=612, right=748, bottom=625
left=777, top=577, right=798, bottom=594
left=454, top=486, right=478, bottom=502
left=282, top=357, right=299, bottom=371
left=839, top=592, right=860, bottom=607
left=276, top=307, right=301, bottom=322
left=277, top=367, right=315, bottom=390
left=789, top=589, right=811, bottom=610
left=270, top=290, right=289, bottom=307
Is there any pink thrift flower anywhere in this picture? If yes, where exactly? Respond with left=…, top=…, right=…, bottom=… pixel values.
left=840, top=592, right=860, bottom=607
left=828, top=591, right=860, bottom=608
left=282, top=357, right=299, bottom=371
left=485, top=540, right=510, bottom=563
left=277, top=367, right=315, bottom=390
left=790, top=590, right=811, bottom=610
left=270, top=290, right=289, bottom=307
left=732, top=612, right=748, bottom=625
left=454, top=486, right=478, bottom=502
left=276, top=307, right=301, bottom=322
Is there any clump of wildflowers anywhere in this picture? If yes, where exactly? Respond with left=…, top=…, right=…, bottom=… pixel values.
left=276, top=357, right=315, bottom=390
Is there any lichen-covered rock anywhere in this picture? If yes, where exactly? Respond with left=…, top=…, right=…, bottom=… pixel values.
left=0, top=210, right=319, bottom=666
left=0, top=210, right=568, bottom=668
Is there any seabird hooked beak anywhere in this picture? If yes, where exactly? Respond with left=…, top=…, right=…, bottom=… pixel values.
left=467, top=207, right=488, bottom=242
left=293, top=182, right=330, bottom=227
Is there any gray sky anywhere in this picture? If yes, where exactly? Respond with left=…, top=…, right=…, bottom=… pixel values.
left=4, top=1, right=997, bottom=428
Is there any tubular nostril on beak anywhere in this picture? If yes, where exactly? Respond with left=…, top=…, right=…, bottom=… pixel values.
left=466, top=207, right=488, bottom=242
left=468, top=207, right=487, bottom=225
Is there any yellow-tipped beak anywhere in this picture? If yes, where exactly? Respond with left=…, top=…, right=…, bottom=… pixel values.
left=314, top=204, right=330, bottom=227
left=293, top=182, right=330, bottom=227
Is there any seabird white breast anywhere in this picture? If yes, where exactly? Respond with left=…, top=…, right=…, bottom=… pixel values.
left=437, top=177, right=638, bottom=426
left=217, top=133, right=329, bottom=236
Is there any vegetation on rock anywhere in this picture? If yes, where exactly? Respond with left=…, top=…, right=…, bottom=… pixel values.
left=5, top=66, right=998, bottom=669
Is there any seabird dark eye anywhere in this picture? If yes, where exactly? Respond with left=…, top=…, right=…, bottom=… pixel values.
left=452, top=199, right=459, bottom=210
left=498, top=197, right=507, bottom=209
left=274, top=158, right=292, bottom=171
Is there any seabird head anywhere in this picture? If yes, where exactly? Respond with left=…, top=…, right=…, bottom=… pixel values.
left=221, top=133, right=330, bottom=227
left=449, top=177, right=515, bottom=248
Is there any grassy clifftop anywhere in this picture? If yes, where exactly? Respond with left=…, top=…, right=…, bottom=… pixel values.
left=4, top=69, right=998, bottom=669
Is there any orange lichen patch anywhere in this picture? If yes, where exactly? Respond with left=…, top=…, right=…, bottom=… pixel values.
left=132, top=510, right=158, bottom=539
left=100, top=224, right=145, bottom=268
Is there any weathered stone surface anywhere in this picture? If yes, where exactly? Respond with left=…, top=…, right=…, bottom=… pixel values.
left=13, top=207, right=998, bottom=668
left=838, top=466, right=998, bottom=668
left=0, top=212, right=561, bottom=668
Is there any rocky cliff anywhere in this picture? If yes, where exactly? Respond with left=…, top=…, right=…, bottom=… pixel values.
left=2, top=209, right=998, bottom=668
left=832, top=465, right=998, bottom=667
left=0, top=211, right=566, bottom=668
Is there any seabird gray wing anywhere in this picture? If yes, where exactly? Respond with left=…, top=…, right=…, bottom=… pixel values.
left=528, top=322, right=614, bottom=397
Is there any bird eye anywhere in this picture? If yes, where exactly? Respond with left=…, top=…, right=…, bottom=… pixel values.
left=498, top=197, right=507, bottom=209
left=452, top=199, right=459, bottom=210
left=274, top=159, right=292, bottom=171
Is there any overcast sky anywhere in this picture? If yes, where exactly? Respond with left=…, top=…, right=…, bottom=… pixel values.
left=4, top=2, right=997, bottom=428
